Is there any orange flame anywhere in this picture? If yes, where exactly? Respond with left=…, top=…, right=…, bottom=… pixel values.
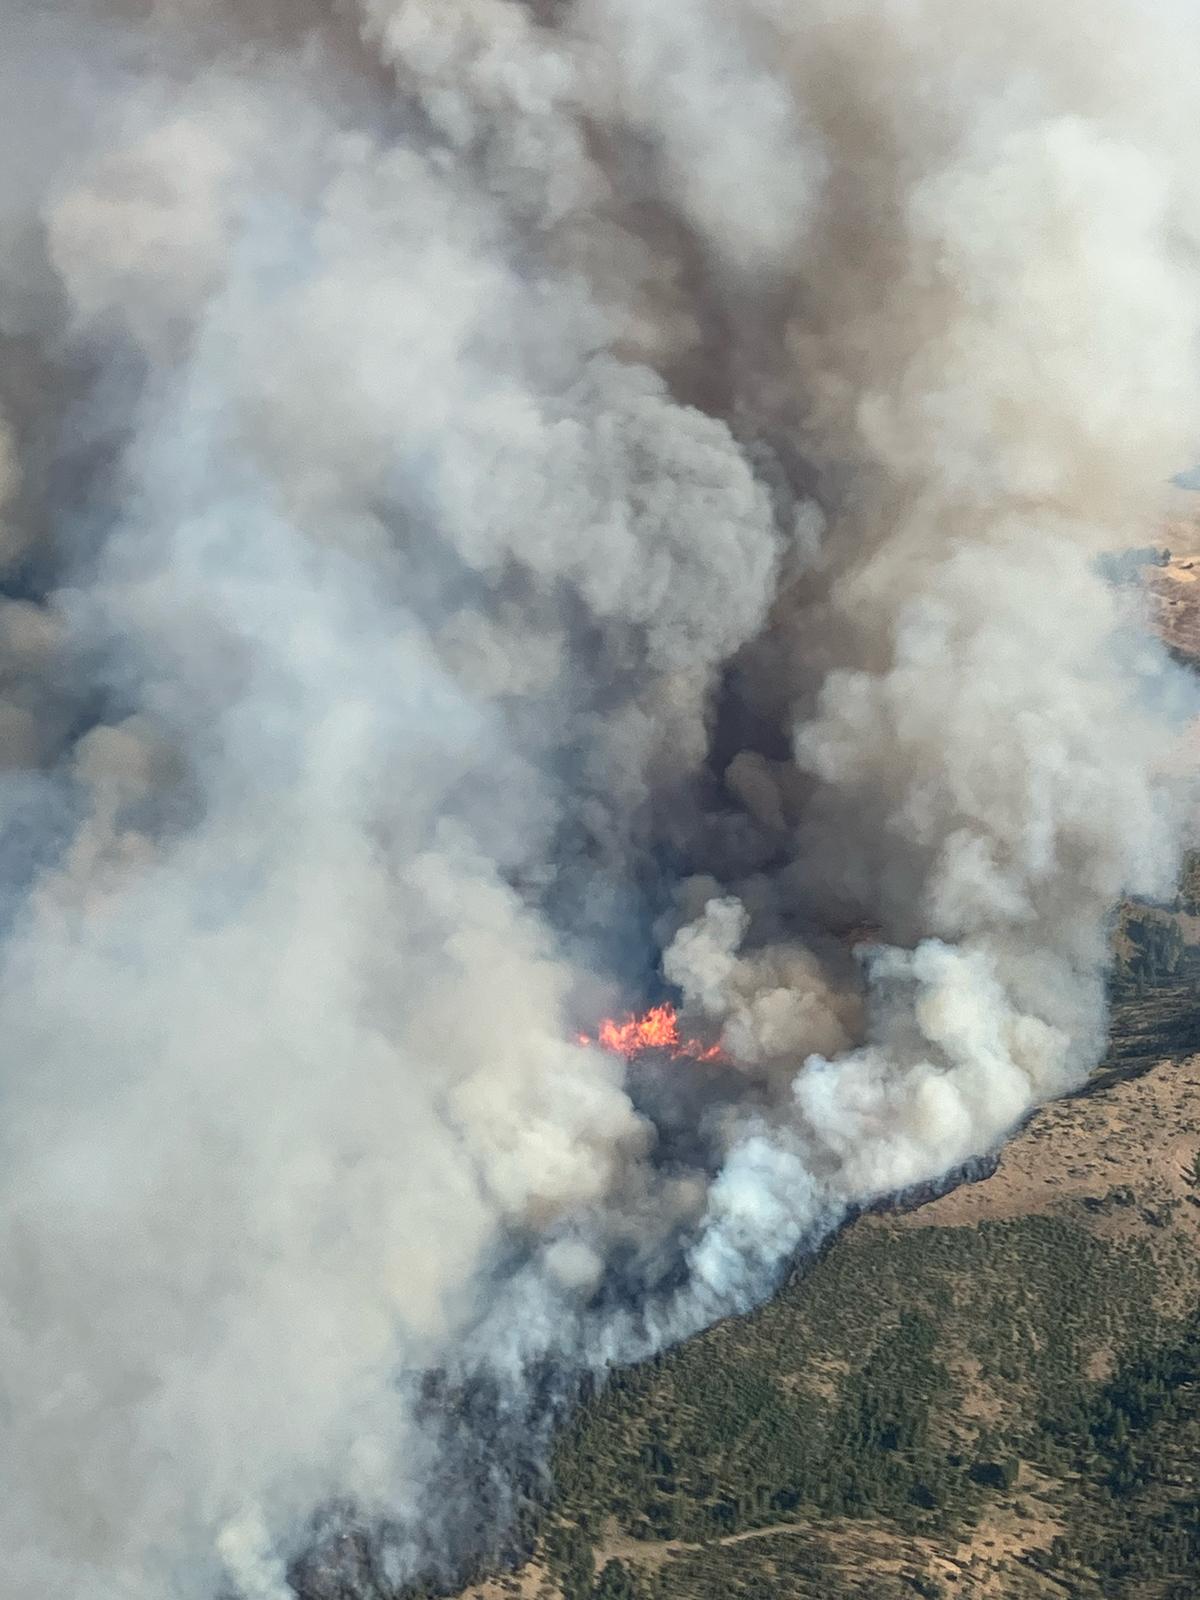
left=577, top=1003, right=723, bottom=1062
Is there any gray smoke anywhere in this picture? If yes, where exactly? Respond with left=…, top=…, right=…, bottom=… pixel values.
left=1, top=0, right=1198, bottom=1594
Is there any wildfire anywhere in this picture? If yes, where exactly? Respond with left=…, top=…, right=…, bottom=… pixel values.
left=577, top=1003, right=723, bottom=1062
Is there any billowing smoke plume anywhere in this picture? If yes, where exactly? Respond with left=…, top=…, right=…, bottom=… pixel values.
left=2, top=0, right=1198, bottom=1594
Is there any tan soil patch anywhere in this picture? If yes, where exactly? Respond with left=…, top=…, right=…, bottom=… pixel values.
left=876, top=1053, right=1200, bottom=1249
left=948, top=1354, right=1005, bottom=1425
left=457, top=1562, right=558, bottom=1600
left=1146, top=547, right=1200, bottom=665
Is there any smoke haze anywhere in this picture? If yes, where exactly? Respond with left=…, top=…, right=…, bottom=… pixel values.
left=1, top=0, right=1199, bottom=1593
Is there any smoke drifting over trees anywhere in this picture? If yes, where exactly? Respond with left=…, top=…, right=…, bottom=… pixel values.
left=1, top=0, right=1198, bottom=1594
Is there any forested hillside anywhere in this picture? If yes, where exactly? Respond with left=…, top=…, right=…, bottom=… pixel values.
left=446, top=965, right=1200, bottom=1600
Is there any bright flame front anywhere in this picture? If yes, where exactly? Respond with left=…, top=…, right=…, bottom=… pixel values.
left=578, top=1003, right=723, bottom=1061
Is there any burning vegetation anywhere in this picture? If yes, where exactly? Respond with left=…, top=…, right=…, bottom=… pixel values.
left=578, top=1005, right=724, bottom=1063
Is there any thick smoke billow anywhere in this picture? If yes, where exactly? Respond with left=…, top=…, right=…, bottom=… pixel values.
left=2, top=0, right=1199, bottom=1594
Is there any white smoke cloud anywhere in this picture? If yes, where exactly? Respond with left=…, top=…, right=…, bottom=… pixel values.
left=0, top=0, right=1197, bottom=1595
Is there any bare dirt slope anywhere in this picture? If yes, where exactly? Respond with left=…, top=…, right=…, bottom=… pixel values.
left=1147, top=553, right=1200, bottom=665
left=886, top=1052, right=1200, bottom=1240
